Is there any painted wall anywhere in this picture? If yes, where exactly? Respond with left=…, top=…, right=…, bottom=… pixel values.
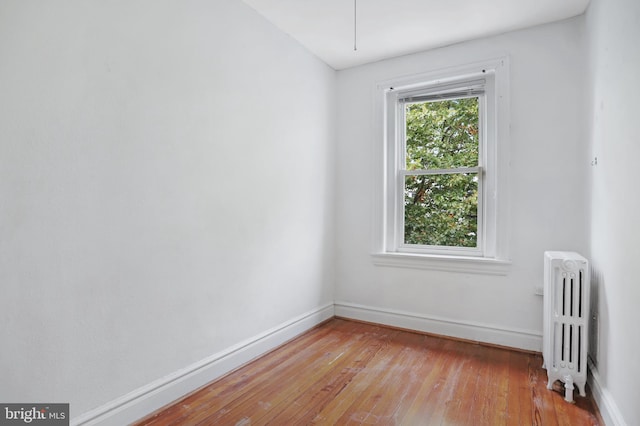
left=4, top=0, right=635, bottom=423
left=586, top=0, right=640, bottom=424
left=0, top=0, right=335, bottom=418
left=335, top=18, right=589, bottom=348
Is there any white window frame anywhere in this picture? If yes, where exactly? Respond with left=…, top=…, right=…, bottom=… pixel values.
left=372, top=58, right=511, bottom=275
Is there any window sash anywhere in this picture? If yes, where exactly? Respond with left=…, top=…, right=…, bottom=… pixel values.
left=397, top=78, right=486, bottom=104
left=399, top=167, right=481, bottom=176
left=396, top=89, right=484, bottom=256
left=397, top=169, right=484, bottom=256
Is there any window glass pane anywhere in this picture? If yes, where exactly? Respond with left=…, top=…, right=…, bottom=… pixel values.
left=404, top=173, right=478, bottom=247
left=405, top=97, right=479, bottom=170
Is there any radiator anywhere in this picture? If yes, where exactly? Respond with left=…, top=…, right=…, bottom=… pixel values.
left=542, top=251, right=590, bottom=403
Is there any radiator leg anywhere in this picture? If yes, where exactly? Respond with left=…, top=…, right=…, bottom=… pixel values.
left=546, top=377, right=554, bottom=390
left=563, top=375, right=575, bottom=403
left=577, top=382, right=586, bottom=397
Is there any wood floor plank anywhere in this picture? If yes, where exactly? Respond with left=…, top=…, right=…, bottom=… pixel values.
left=243, top=325, right=393, bottom=424
left=396, top=338, right=464, bottom=424
left=265, top=327, right=399, bottom=424
left=357, top=332, right=432, bottom=424
left=309, top=328, right=424, bottom=424
left=530, top=353, right=560, bottom=426
left=134, top=318, right=604, bottom=426
left=193, top=321, right=377, bottom=425
left=380, top=334, right=442, bottom=424
left=456, top=339, right=493, bottom=426
left=330, top=330, right=422, bottom=425
left=487, top=347, right=511, bottom=426
left=440, top=342, right=483, bottom=425
left=506, top=350, right=534, bottom=425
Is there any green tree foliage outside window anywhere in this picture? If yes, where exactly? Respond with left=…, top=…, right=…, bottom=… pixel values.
left=404, top=97, right=479, bottom=247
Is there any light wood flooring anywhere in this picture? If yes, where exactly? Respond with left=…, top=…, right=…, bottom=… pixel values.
left=135, top=318, right=603, bottom=425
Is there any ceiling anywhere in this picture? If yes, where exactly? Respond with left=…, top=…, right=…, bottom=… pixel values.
left=241, top=0, right=590, bottom=70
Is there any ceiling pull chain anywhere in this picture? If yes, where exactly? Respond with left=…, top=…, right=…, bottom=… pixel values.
left=354, top=0, right=358, bottom=51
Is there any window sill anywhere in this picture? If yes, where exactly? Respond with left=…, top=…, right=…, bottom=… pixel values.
left=371, top=252, right=511, bottom=276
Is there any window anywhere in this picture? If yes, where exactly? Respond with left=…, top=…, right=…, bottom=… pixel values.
left=373, top=58, right=510, bottom=273
left=401, top=83, right=483, bottom=254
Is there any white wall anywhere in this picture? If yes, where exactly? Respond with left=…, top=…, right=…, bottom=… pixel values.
left=586, top=0, right=640, bottom=424
left=5, top=0, right=635, bottom=423
left=335, top=18, right=588, bottom=349
left=0, top=0, right=335, bottom=419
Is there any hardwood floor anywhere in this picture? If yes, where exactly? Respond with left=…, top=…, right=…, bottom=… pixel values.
left=135, top=318, right=603, bottom=425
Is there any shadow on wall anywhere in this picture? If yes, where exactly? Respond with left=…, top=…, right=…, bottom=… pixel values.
left=589, top=265, right=607, bottom=376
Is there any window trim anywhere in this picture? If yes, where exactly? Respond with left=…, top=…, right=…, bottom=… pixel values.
left=372, top=58, right=511, bottom=274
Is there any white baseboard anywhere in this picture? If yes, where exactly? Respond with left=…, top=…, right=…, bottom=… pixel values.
left=71, top=302, right=627, bottom=426
left=588, top=360, right=628, bottom=426
left=71, top=303, right=334, bottom=426
left=334, top=301, right=542, bottom=352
